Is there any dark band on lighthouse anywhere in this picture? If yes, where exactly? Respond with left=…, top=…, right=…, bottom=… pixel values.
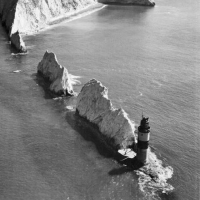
left=136, top=116, right=150, bottom=164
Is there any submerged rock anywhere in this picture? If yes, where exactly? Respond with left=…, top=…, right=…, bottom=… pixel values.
left=37, top=51, right=76, bottom=96
left=76, top=79, right=137, bottom=149
left=99, top=0, right=155, bottom=6
left=10, top=31, right=27, bottom=53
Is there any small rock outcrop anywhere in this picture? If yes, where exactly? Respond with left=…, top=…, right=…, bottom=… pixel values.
left=99, top=0, right=155, bottom=6
left=76, top=79, right=137, bottom=149
left=10, top=31, right=27, bottom=53
left=37, top=51, right=75, bottom=96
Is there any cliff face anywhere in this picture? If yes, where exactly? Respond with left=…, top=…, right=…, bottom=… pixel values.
left=98, top=0, right=155, bottom=6
left=76, top=79, right=137, bottom=149
left=0, top=0, right=97, bottom=51
left=0, top=0, right=97, bottom=34
left=37, top=51, right=76, bottom=96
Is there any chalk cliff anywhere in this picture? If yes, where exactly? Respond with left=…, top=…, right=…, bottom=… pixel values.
left=37, top=51, right=78, bottom=96
left=76, top=79, right=137, bottom=149
left=0, top=0, right=155, bottom=51
left=99, top=0, right=155, bottom=6
left=0, top=0, right=97, bottom=34
left=0, top=0, right=97, bottom=51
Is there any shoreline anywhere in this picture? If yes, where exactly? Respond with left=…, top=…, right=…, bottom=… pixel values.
left=48, top=3, right=106, bottom=26
left=23, top=3, right=106, bottom=36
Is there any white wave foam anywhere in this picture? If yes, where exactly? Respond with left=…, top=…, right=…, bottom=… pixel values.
left=136, top=150, right=174, bottom=198
left=66, top=106, right=75, bottom=110
left=11, top=52, right=28, bottom=56
left=53, top=97, right=63, bottom=100
left=12, top=70, right=21, bottom=73
left=26, top=45, right=35, bottom=50
left=69, top=74, right=81, bottom=85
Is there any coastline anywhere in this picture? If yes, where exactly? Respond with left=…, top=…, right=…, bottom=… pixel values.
left=48, top=3, right=106, bottom=27
left=0, top=1, right=106, bottom=52
left=23, top=2, right=106, bottom=36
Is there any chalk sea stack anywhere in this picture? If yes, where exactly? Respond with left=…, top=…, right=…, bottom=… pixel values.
left=76, top=79, right=137, bottom=149
left=37, top=51, right=75, bottom=96
left=10, top=31, right=27, bottom=53
left=0, top=0, right=155, bottom=51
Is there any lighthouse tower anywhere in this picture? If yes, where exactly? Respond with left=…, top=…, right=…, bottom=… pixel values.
left=136, top=116, right=150, bottom=164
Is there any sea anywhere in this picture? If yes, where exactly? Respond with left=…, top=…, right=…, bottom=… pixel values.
left=0, top=0, right=199, bottom=199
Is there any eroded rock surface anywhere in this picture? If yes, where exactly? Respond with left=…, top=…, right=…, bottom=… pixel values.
left=37, top=51, right=75, bottom=96
left=76, top=79, right=137, bottom=149
left=10, top=31, right=27, bottom=53
left=99, top=0, right=155, bottom=6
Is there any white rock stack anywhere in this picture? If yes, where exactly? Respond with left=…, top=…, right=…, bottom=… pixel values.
left=37, top=51, right=75, bottom=96
left=76, top=79, right=137, bottom=149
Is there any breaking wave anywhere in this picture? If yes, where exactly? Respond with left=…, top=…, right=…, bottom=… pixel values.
left=136, top=150, right=174, bottom=199
left=11, top=52, right=28, bottom=56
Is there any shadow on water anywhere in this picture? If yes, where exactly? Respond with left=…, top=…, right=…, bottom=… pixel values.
left=159, top=192, right=178, bottom=200
left=108, top=157, right=143, bottom=175
left=32, top=73, right=73, bottom=99
left=64, top=110, right=143, bottom=172
left=32, top=73, right=54, bottom=99
left=64, top=111, right=115, bottom=159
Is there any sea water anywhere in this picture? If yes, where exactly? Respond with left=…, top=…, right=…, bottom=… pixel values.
left=0, top=0, right=199, bottom=199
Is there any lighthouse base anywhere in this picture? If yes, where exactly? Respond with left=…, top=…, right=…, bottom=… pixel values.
left=136, top=148, right=149, bottom=165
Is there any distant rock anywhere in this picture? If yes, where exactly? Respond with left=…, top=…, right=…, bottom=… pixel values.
left=76, top=79, right=137, bottom=149
left=10, top=31, right=27, bottom=53
left=37, top=51, right=76, bottom=96
left=99, top=0, right=155, bottom=6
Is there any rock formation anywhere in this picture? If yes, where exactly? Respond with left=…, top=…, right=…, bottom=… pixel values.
left=98, top=0, right=155, bottom=6
left=0, top=0, right=98, bottom=34
left=37, top=51, right=78, bottom=96
left=10, top=31, right=27, bottom=53
left=76, top=79, right=137, bottom=149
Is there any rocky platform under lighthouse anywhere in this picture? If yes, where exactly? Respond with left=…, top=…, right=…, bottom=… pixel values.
left=136, top=116, right=150, bottom=164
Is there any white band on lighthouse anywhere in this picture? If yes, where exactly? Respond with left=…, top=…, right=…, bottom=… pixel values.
left=138, top=132, right=150, bottom=141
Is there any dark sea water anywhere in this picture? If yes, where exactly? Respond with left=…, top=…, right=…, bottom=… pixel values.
left=0, top=0, right=200, bottom=199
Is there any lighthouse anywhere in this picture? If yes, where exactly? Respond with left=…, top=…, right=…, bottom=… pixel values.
left=136, top=116, right=150, bottom=164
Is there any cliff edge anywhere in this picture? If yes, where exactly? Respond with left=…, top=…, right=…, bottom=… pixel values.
left=76, top=79, right=137, bottom=149
left=0, top=0, right=97, bottom=52
left=0, top=0, right=155, bottom=52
